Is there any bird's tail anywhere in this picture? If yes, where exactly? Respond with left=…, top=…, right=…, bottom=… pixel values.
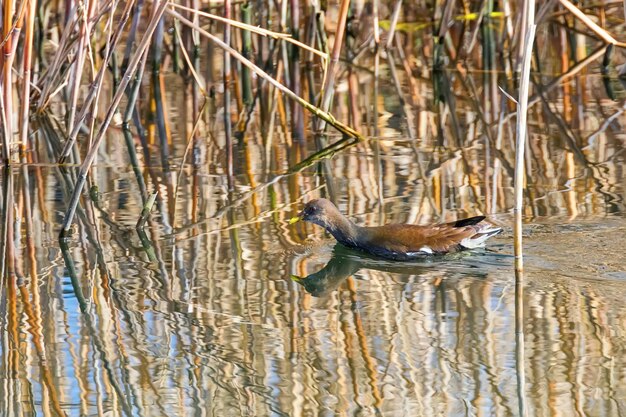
left=460, top=224, right=503, bottom=249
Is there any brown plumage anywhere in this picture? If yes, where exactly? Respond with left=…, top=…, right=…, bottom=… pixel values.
left=289, top=199, right=502, bottom=260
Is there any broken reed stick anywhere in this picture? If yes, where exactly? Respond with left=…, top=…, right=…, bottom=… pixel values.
left=136, top=191, right=158, bottom=229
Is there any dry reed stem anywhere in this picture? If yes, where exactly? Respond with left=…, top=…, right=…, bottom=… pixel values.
left=19, top=0, right=36, bottom=157
left=168, top=8, right=364, bottom=140
left=514, top=4, right=536, bottom=273
left=264, top=59, right=284, bottom=165
left=224, top=0, right=233, bottom=190
left=0, top=93, right=9, bottom=163
left=385, top=0, right=403, bottom=50
left=2, top=0, right=20, bottom=163
left=0, top=0, right=26, bottom=50
left=514, top=2, right=535, bottom=399
left=174, top=24, right=207, bottom=95
left=559, top=0, right=626, bottom=47
left=315, top=0, right=351, bottom=132
left=373, top=0, right=380, bottom=45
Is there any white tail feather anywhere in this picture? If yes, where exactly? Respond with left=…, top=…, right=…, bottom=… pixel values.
left=460, top=226, right=502, bottom=249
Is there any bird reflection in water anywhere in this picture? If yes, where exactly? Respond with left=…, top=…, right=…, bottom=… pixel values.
left=291, top=244, right=490, bottom=297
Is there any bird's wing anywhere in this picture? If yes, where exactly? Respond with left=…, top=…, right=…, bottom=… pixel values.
left=363, top=223, right=478, bottom=254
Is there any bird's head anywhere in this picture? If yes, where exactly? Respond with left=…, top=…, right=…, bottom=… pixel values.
left=289, top=198, right=339, bottom=229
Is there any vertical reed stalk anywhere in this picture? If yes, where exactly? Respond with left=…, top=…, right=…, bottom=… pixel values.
left=385, top=0, right=403, bottom=50
left=2, top=0, right=19, bottom=164
left=372, top=51, right=383, bottom=219
left=151, top=4, right=171, bottom=174
left=347, top=66, right=359, bottom=127
left=122, top=0, right=145, bottom=71
left=224, top=0, right=234, bottom=190
left=264, top=60, right=284, bottom=168
left=372, top=0, right=380, bottom=45
left=315, top=0, right=351, bottom=132
left=513, top=2, right=535, bottom=272
left=491, top=96, right=506, bottom=214
left=0, top=87, right=9, bottom=164
left=304, top=9, right=318, bottom=104
left=515, top=0, right=530, bottom=71
left=434, top=0, right=455, bottom=67
left=240, top=2, right=253, bottom=107
left=191, top=0, right=201, bottom=140
left=123, top=48, right=150, bottom=124
left=290, top=0, right=304, bottom=142
left=280, top=0, right=291, bottom=89
left=67, top=0, right=96, bottom=131
left=19, top=0, right=36, bottom=158
left=254, top=0, right=267, bottom=130
left=122, top=127, right=148, bottom=202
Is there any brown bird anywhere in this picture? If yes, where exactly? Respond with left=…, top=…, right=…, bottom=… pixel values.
left=289, top=199, right=502, bottom=260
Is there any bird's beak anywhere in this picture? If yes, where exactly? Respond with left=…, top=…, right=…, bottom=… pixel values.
left=290, top=274, right=303, bottom=283
left=288, top=212, right=303, bottom=224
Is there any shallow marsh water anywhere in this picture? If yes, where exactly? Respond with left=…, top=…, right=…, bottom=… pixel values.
left=2, top=7, right=626, bottom=417
left=2, top=136, right=625, bottom=416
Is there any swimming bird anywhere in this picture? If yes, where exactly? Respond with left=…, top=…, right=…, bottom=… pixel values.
left=289, top=198, right=502, bottom=260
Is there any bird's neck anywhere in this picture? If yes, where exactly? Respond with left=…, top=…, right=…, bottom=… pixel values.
left=324, top=215, right=360, bottom=247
